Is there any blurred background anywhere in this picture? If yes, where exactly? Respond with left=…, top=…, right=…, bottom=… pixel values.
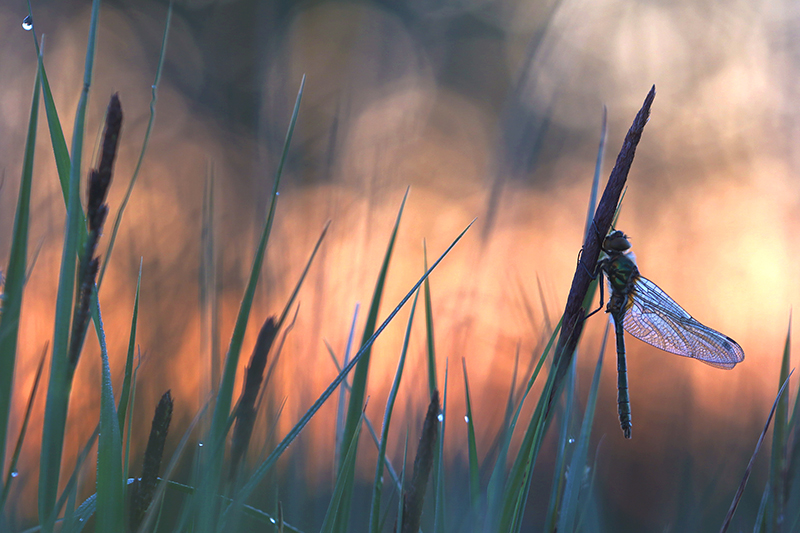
left=1, top=0, right=798, bottom=530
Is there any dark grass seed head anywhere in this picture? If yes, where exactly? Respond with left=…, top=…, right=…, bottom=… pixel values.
left=399, top=390, right=440, bottom=533
left=229, top=316, right=278, bottom=480
left=130, top=390, right=173, bottom=532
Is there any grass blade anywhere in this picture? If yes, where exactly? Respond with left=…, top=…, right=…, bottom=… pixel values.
left=198, top=75, right=305, bottom=530
left=320, top=413, right=364, bottom=533
left=334, top=187, right=410, bottom=530
left=434, top=363, right=448, bottom=533
left=118, top=259, right=142, bottom=433
left=721, top=370, right=795, bottom=533
left=220, top=220, right=474, bottom=528
left=767, top=312, right=791, bottom=531
left=0, top=344, right=46, bottom=510
left=38, top=1, right=102, bottom=528
left=98, top=1, right=172, bottom=288
left=556, top=323, right=608, bottom=533
left=94, top=297, right=124, bottom=532
left=0, top=48, right=39, bottom=491
left=462, top=358, right=480, bottom=513
left=423, top=241, right=438, bottom=397
left=369, top=289, right=419, bottom=533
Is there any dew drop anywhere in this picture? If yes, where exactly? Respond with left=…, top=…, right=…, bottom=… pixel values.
left=463, top=415, right=469, bottom=423
left=437, top=413, right=443, bottom=422
left=568, top=438, right=575, bottom=444
left=275, top=191, right=280, bottom=196
left=270, top=517, right=276, bottom=524
left=198, top=441, right=204, bottom=447
left=10, top=470, right=18, bottom=478
left=22, top=15, right=33, bottom=31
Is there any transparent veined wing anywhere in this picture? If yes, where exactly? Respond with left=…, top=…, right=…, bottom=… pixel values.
left=620, top=275, right=745, bottom=369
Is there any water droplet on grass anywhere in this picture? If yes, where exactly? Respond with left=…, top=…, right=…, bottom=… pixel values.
left=10, top=470, right=18, bottom=478
left=22, top=15, right=33, bottom=31
left=437, top=413, right=443, bottom=422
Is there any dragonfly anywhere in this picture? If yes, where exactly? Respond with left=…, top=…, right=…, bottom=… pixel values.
left=594, top=230, right=744, bottom=439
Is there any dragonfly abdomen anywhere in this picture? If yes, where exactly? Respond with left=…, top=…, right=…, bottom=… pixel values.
left=613, top=311, right=632, bottom=439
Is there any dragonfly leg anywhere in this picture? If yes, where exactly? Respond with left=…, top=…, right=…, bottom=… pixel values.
left=584, top=268, right=605, bottom=319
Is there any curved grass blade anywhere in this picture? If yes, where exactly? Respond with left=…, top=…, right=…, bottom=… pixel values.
left=98, top=1, right=172, bottom=288
left=583, top=105, right=607, bottom=240
left=0, top=344, right=46, bottom=510
left=766, top=312, right=791, bottom=531
left=544, top=350, right=577, bottom=533
left=0, top=50, right=39, bottom=491
left=118, top=259, right=142, bottom=433
left=276, top=220, right=330, bottom=330
left=334, top=304, right=359, bottom=467
left=423, top=241, right=437, bottom=397
left=721, top=370, right=794, bottom=533
left=320, top=412, right=364, bottom=533
left=434, top=364, right=448, bottom=533
left=219, top=220, right=474, bottom=529
left=93, top=297, right=124, bottom=532
left=334, top=187, right=410, bottom=531
left=38, top=1, right=102, bottom=528
left=197, top=75, right=305, bottom=531
left=556, top=323, right=608, bottom=533
left=497, top=332, right=563, bottom=532
left=462, top=358, right=480, bottom=513
left=369, top=289, right=418, bottom=533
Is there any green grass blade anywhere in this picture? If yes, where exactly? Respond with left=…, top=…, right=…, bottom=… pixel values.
left=397, top=431, right=409, bottom=533
left=320, top=414, right=364, bottom=533
left=30, top=22, right=71, bottom=204
left=276, top=221, right=330, bottom=330
left=583, top=106, right=607, bottom=239
left=423, top=241, right=437, bottom=397
left=434, top=363, right=448, bottom=533
left=124, top=353, right=141, bottom=485
left=221, top=220, right=474, bottom=528
left=369, top=289, right=418, bottom=533
left=721, top=370, right=794, bottom=533
left=767, top=312, right=791, bottom=532
left=53, top=424, right=98, bottom=526
left=335, top=304, right=359, bottom=467
left=497, top=348, right=561, bottom=532
left=117, top=259, right=142, bottom=432
left=461, top=358, right=480, bottom=513
left=334, top=187, right=410, bottom=530
left=38, top=0, right=101, bottom=527
left=97, top=2, right=172, bottom=288
left=0, top=345, right=46, bottom=510
left=198, top=75, right=304, bottom=530
left=0, top=52, right=39, bottom=490
left=93, top=296, right=124, bottom=532
left=486, top=320, right=561, bottom=528
left=544, top=351, right=577, bottom=533
left=556, top=324, right=608, bottom=533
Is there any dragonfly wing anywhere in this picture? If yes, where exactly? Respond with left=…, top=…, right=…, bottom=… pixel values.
left=621, top=276, right=745, bottom=369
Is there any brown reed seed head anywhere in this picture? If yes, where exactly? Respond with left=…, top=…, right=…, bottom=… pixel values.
left=229, top=316, right=278, bottom=480
left=130, top=390, right=174, bottom=532
left=87, top=93, right=122, bottom=232
left=400, top=390, right=440, bottom=533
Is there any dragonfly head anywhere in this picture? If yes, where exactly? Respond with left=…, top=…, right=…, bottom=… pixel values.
left=602, top=230, right=632, bottom=253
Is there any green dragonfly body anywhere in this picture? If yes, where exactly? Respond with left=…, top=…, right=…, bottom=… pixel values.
left=597, top=230, right=745, bottom=439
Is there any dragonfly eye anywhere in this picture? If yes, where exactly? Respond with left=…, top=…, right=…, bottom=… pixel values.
left=603, top=231, right=632, bottom=252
